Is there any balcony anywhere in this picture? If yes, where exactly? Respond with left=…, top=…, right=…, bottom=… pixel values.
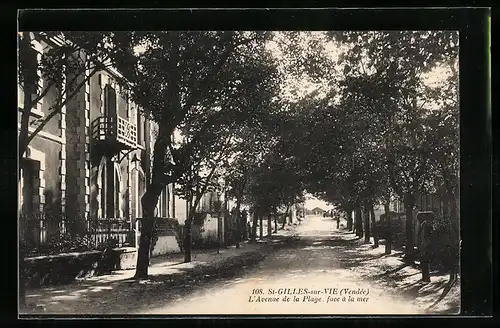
left=91, top=115, right=137, bottom=155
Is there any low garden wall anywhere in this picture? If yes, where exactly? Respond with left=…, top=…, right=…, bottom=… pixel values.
left=23, top=247, right=136, bottom=289
left=23, top=216, right=226, bottom=288
left=192, top=213, right=219, bottom=248
left=150, top=218, right=183, bottom=256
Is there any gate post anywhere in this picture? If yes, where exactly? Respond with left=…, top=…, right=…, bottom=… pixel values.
left=417, top=211, right=435, bottom=282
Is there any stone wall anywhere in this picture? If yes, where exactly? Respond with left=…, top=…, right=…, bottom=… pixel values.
left=147, top=218, right=183, bottom=257
left=24, top=247, right=136, bottom=289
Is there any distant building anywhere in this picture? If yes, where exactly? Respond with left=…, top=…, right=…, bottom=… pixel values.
left=310, top=207, right=326, bottom=215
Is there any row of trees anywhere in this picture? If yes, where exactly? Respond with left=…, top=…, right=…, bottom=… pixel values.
left=19, top=31, right=300, bottom=281
left=271, top=31, right=459, bottom=281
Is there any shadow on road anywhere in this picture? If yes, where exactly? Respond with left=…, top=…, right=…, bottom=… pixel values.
left=23, top=227, right=457, bottom=315
left=23, top=236, right=299, bottom=315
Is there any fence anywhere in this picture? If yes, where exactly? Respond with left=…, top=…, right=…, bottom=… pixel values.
left=374, top=211, right=459, bottom=270
left=19, top=212, right=133, bottom=257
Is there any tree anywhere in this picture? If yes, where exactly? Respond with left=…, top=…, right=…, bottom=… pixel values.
left=242, top=144, right=306, bottom=239
left=420, top=59, right=459, bottom=282
left=329, top=30, right=459, bottom=257
left=225, top=160, right=249, bottom=248
left=112, top=31, right=281, bottom=277
left=175, top=132, right=235, bottom=262
left=223, top=107, right=281, bottom=247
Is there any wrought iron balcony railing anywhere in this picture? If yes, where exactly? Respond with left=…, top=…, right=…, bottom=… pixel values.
left=91, top=115, right=137, bottom=150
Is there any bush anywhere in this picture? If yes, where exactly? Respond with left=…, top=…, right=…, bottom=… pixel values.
left=193, top=212, right=209, bottom=226
left=372, top=215, right=405, bottom=246
left=96, top=237, right=120, bottom=251
left=429, top=218, right=460, bottom=270
left=372, top=220, right=384, bottom=238
left=20, top=212, right=132, bottom=257
left=23, top=234, right=95, bottom=257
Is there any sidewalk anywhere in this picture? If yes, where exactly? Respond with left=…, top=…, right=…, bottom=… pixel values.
left=331, top=226, right=460, bottom=314
left=21, top=241, right=272, bottom=315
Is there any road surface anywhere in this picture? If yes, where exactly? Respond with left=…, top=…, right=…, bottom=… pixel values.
left=138, top=215, right=423, bottom=315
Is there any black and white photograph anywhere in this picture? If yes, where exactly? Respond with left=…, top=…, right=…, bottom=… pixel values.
left=17, top=24, right=465, bottom=316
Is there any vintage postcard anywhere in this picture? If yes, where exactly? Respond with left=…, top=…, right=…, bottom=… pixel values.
left=18, top=21, right=464, bottom=316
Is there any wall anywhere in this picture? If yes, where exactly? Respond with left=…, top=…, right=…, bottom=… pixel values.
left=30, top=137, right=62, bottom=214
left=23, top=247, right=136, bottom=289
left=19, top=37, right=65, bottom=218
left=20, top=36, right=183, bottom=249
left=372, top=205, right=385, bottom=222
left=149, top=218, right=182, bottom=256
left=151, top=236, right=181, bottom=256
left=64, top=63, right=89, bottom=220
left=174, top=195, right=188, bottom=223
left=200, top=214, right=218, bottom=243
left=39, top=82, right=62, bottom=137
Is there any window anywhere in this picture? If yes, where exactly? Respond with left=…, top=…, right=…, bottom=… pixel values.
left=136, top=170, right=146, bottom=218
left=104, top=85, right=117, bottom=117
left=161, top=187, right=168, bottom=217
left=115, top=169, right=120, bottom=218
left=100, top=157, right=121, bottom=219
left=136, top=112, right=142, bottom=145
left=143, top=117, right=147, bottom=145
left=136, top=110, right=147, bottom=146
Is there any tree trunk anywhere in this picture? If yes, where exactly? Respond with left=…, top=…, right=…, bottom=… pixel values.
left=184, top=192, right=200, bottom=262
left=18, top=84, right=33, bottom=310
left=184, top=216, right=193, bottom=262
left=421, top=258, right=431, bottom=282
left=364, top=206, right=371, bottom=243
left=404, top=194, right=416, bottom=258
left=352, top=212, right=356, bottom=235
left=259, top=215, right=263, bottom=239
left=134, top=121, right=172, bottom=278
left=134, top=216, right=155, bottom=279
left=384, top=201, right=392, bottom=254
left=336, top=215, right=340, bottom=229
left=450, top=265, right=457, bottom=282
left=235, top=196, right=242, bottom=249
left=219, top=183, right=227, bottom=250
left=346, top=209, right=353, bottom=231
left=134, top=180, right=164, bottom=279
left=21, top=68, right=98, bottom=161
left=18, top=98, right=32, bottom=165
left=185, top=160, right=220, bottom=261
left=18, top=33, right=38, bottom=165
left=355, top=206, right=363, bottom=238
left=19, top=244, right=26, bottom=309
left=420, top=222, right=432, bottom=282
left=371, top=204, right=379, bottom=247
left=267, top=213, right=272, bottom=237
left=218, top=208, right=224, bottom=251
left=282, top=205, right=290, bottom=229
left=274, top=214, right=278, bottom=233
left=448, top=192, right=458, bottom=220
left=251, top=212, right=258, bottom=242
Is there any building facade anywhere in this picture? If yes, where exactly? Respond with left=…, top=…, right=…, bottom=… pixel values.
left=18, top=34, right=176, bottom=246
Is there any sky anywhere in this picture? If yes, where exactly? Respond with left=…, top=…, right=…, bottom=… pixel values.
left=304, top=194, right=330, bottom=211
